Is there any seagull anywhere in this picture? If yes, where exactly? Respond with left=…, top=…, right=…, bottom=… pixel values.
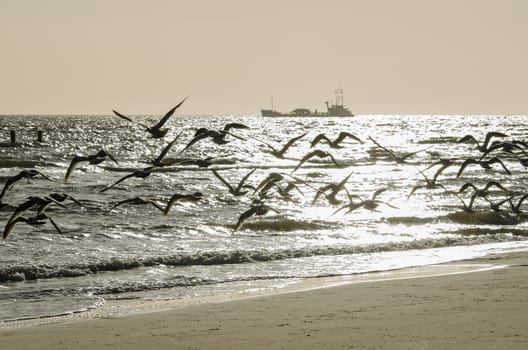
left=368, top=136, right=431, bottom=164
left=312, top=171, right=354, bottom=205
left=234, top=201, right=279, bottom=232
left=150, top=130, right=184, bottom=167
left=179, top=123, right=249, bottom=153
left=0, top=170, right=52, bottom=201
left=164, top=192, right=203, bottom=215
left=457, top=181, right=511, bottom=211
left=332, top=188, right=395, bottom=215
left=212, top=168, right=257, bottom=196
left=292, top=150, right=341, bottom=172
left=310, top=132, right=363, bottom=148
left=254, top=132, right=308, bottom=159
left=64, top=149, right=118, bottom=181
left=456, top=157, right=511, bottom=178
left=113, top=97, right=187, bottom=138
left=457, top=131, right=507, bottom=153
left=100, top=167, right=154, bottom=193
left=109, top=197, right=164, bottom=212
left=6, top=195, right=67, bottom=226
left=3, top=213, right=62, bottom=240
left=407, top=166, right=450, bottom=197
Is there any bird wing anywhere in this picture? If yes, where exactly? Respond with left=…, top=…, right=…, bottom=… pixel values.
left=335, top=132, right=363, bottom=144
left=487, top=157, right=511, bottom=175
left=179, top=132, right=211, bottom=153
left=153, top=130, right=184, bottom=164
left=103, top=149, right=119, bottom=164
left=47, top=215, right=63, bottom=234
left=278, top=132, right=308, bottom=155
left=3, top=217, right=24, bottom=240
left=64, top=156, right=88, bottom=181
left=456, top=159, right=478, bottom=178
left=100, top=173, right=134, bottom=193
left=152, top=97, right=188, bottom=131
left=234, top=206, right=258, bottom=231
left=310, top=133, right=331, bottom=148
left=236, top=168, right=257, bottom=193
left=459, top=182, right=477, bottom=193
left=484, top=181, right=509, bottom=193
left=223, top=123, right=250, bottom=132
left=113, top=110, right=150, bottom=129
left=483, top=132, right=508, bottom=149
left=325, top=152, right=341, bottom=167
left=292, top=152, right=318, bottom=172
left=368, top=136, right=399, bottom=161
left=211, top=170, right=235, bottom=193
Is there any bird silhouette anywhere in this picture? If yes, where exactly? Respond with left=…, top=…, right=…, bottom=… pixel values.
left=234, top=201, right=279, bottom=232
left=4, top=213, right=62, bottom=240
left=456, top=157, right=511, bottom=178
left=310, top=132, right=363, bottom=148
left=369, top=136, right=431, bottom=164
left=164, top=192, right=203, bottom=215
left=179, top=123, right=249, bottom=153
left=312, top=171, right=354, bottom=205
left=150, top=130, right=184, bottom=167
left=212, top=168, right=257, bottom=196
left=332, top=188, right=395, bottom=215
left=292, top=150, right=341, bottom=172
left=457, top=131, right=507, bottom=153
left=0, top=170, right=52, bottom=201
left=100, top=167, right=154, bottom=193
left=254, top=132, right=308, bottom=159
left=109, top=197, right=164, bottom=212
left=65, top=149, right=118, bottom=181
left=113, top=97, right=187, bottom=138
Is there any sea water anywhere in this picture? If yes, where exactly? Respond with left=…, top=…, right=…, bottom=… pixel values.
left=0, top=114, right=527, bottom=321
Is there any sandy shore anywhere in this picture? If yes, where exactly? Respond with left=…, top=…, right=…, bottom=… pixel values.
left=1, top=251, right=528, bottom=349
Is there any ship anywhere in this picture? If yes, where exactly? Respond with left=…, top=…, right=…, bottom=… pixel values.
left=261, top=88, right=353, bottom=117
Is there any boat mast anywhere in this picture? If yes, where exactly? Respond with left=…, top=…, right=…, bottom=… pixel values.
left=335, top=88, right=344, bottom=107
left=270, top=96, right=275, bottom=111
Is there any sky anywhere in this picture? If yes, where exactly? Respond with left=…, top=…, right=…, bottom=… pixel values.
left=1, top=0, right=527, bottom=116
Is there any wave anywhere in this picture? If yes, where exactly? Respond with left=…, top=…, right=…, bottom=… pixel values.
left=1, top=234, right=524, bottom=283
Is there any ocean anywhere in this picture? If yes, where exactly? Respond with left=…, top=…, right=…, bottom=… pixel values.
left=1, top=114, right=527, bottom=322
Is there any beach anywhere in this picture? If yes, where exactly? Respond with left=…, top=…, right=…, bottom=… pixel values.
left=1, top=251, right=527, bottom=349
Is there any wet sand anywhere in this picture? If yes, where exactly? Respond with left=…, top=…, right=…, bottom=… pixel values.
left=1, top=251, right=528, bottom=349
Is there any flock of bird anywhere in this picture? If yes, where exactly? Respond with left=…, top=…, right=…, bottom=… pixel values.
left=1, top=101, right=528, bottom=240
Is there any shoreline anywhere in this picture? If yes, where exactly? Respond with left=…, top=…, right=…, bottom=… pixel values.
left=2, top=251, right=528, bottom=349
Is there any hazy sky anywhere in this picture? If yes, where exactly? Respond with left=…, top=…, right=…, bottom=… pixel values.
left=1, top=0, right=527, bottom=115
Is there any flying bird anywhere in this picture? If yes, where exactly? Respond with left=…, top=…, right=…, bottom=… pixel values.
left=332, top=188, right=396, bottom=215
left=234, top=201, right=279, bottom=232
left=64, top=149, right=118, bottom=181
left=456, top=157, right=511, bottom=178
left=4, top=213, right=62, bottom=240
left=179, top=123, right=249, bottom=153
left=164, top=192, right=203, bottom=215
left=312, top=171, right=354, bottom=205
left=100, top=167, right=155, bottom=193
left=113, top=97, right=187, bottom=138
left=212, top=168, right=257, bottom=196
left=292, top=150, right=341, bottom=172
left=150, top=130, right=184, bottom=167
left=253, top=132, right=308, bottom=159
left=0, top=170, right=52, bottom=201
left=368, top=136, right=431, bottom=164
left=457, top=131, right=508, bottom=153
left=109, top=197, right=164, bottom=212
left=310, top=132, right=363, bottom=148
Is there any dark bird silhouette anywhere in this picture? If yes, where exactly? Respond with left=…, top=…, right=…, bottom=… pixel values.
left=6, top=195, right=67, bottom=226
left=65, top=149, right=118, bottom=181
left=506, top=194, right=528, bottom=214
left=480, top=140, right=528, bottom=159
left=109, top=197, right=164, bottom=212
left=4, top=213, right=62, bottom=240
left=369, top=136, right=431, bottom=164
left=457, top=131, right=507, bottom=153
left=260, top=181, right=304, bottom=201
left=457, top=181, right=511, bottom=212
left=312, top=171, right=354, bottom=205
left=408, top=164, right=451, bottom=197
left=179, top=123, right=249, bottom=153
left=234, top=201, right=279, bottom=232
left=254, top=132, right=308, bottom=159
left=150, top=131, right=184, bottom=167
left=175, top=156, right=218, bottom=168
left=332, top=188, right=395, bottom=215
left=113, top=97, right=187, bottom=138
left=0, top=170, right=52, bottom=201
left=212, top=168, right=257, bottom=196
left=100, top=167, right=154, bottom=193
left=292, top=150, right=341, bottom=172
left=310, top=132, right=363, bottom=148
left=456, top=157, right=511, bottom=178
left=164, top=192, right=203, bottom=215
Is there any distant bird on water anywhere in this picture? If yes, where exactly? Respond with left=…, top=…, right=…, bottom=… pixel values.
left=65, top=149, right=118, bottom=181
left=310, top=132, right=363, bottom=149
left=113, top=97, right=187, bottom=138
left=0, top=170, right=52, bottom=202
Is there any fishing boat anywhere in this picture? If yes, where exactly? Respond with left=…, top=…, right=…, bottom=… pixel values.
left=261, top=88, right=353, bottom=117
